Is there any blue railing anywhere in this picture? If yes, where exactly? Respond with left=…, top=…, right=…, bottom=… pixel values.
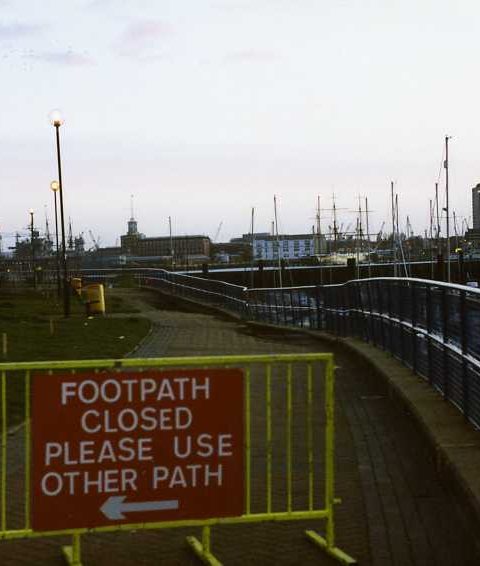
left=248, top=278, right=480, bottom=429
left=76, top=268, right=480, bottom=430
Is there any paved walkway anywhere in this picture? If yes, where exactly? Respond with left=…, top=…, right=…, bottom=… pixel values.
left=2, top=288, right=480, bottom=565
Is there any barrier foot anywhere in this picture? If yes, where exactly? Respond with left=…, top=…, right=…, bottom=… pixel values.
left=186, top=535, right=222, bottom=566
left=62, top=533, right=83, bottom=566
left=305, top=530, right=356, bottom=565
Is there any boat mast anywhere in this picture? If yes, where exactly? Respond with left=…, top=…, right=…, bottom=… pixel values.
left=316, top=195, right=322, bottom=252
left=391, top=181, right=397, bottom=277
left=396, top=194, right=408, bottom=277
left=332, top=194, right=338, bottom=258
left=435, top=182, right=441, bottom=244
left=250, top=207, right=255, bottom=288
left=355, top=216, right=360, bottom=279
left=168, top=216, right=174, bottom=270
left=356, top=196, right=362, bottom=279
left=429, top=199, right=434, bottom=279
left=365, top=196, right=371, bottom=278
left=316, top=195, right=323, bottom=284
left=274, top=195, right=283, bottom=288
left=445, top=135, right=451, bottom=282
left=453, top=210, right=459, bottom=251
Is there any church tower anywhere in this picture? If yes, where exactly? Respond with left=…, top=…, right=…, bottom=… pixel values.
left=121, top=195, right=143, bottom=254
left=127, top=194, right=138, bottom=235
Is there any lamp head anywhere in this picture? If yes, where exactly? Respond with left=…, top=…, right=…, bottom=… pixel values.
left=28, top=208, right=34, bottom=216
left=48, top=109, right=64, bottom=127
left=50, top=180, right=59, bottom=192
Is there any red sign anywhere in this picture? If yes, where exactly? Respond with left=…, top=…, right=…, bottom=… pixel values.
left=32, top=369, right=244, bottom=530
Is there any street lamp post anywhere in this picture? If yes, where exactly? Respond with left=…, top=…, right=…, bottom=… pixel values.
left=50, top=180, right=61, bottom=297
left=29, top=209, right=36, bottom=288
left=49, top=110, right=70, bottom=317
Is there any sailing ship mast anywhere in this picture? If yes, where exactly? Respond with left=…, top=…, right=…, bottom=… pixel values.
left=445, top=135, right=451, bottom=282
left=168, top=216, right=174, bottom=270
left=365, top=197, right=371, bottom=278
left=395, top=194, right=409, bottom=277
left=356, top=196, right=363, bottom=279
left=429, top=199, right=435, bottom=279
left=274, top=195, right=283, bottom=288
left=315, top=196, right=323, bottom=284
left=315, top=196, right=322, bottom=253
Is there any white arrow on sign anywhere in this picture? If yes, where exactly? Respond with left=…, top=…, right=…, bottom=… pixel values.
left=100, top=496, right=180, bottom=520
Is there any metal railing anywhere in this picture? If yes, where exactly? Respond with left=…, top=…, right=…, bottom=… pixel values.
left=140, top=269, right=247, bottom=315
left=71, top=268, right=480, bottom=430
left=111, top=269, right=480, bottom=431
left=73, top=268, right=247, bottom=316
left=248, top=278, right=480, bottom=430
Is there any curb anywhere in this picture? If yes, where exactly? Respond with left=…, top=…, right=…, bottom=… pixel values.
left=247, top=317, right=480, bottom=544
left=124, top=317, right=155, bottom=358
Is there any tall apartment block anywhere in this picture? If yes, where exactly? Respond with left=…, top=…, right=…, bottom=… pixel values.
left=472, top=183, right=480, bottom=229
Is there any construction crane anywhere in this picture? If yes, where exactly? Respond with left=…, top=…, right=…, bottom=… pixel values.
left=88, top=230, right=101, bottom=251
left=377, top=221, right=385, bottom=240
left=372, top=222, right=386, bottom=252
left=213, top=221, right=223, bottom=243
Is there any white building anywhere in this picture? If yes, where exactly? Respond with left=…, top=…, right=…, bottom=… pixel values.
left=253, top=234, right=326, bottom=260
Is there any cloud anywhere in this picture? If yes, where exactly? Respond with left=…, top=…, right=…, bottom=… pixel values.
left=118, top=52, right=168, bottom=64
left=84, top=0, right=112, bottom=8
left=119, top=20, right=172, bottom=45
left=0, top=22, right=44, bottom=40
left=114, top=20, right=172, bottom=60
left=27, top=50, right=95, bottom=66
left=224, top=49, right=282, bottom=63
left=214, top=0, right=300, bottom=12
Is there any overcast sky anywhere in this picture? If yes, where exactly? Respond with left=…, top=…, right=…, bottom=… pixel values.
left=1, top=0, right=479, bottom=250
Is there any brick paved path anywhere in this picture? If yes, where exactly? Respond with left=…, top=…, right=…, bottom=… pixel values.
left=2, top=289, right=479, bottom=565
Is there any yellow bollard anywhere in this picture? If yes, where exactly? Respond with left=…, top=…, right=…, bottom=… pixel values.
left=84, top=284, right=105, bottom=316
left=71, top=278, right=82, bottom=296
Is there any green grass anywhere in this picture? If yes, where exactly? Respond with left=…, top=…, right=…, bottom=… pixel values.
left=0, top=289, right=151, bottom=427
left=0, top=290, right=149, bottom=362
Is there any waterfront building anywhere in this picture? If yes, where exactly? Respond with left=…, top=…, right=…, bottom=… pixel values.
left=466, top=183, right=480, bottom=246
left=472, top=183, right=480, bottom=230
left=119, top=216, right=210, bottom=263
left=253, top=234, right=326, bottom=261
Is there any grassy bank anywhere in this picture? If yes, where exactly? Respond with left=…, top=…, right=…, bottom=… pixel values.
left=0, top=289, right=151, bottom=427
left=0, top=289, right=150, bottom=362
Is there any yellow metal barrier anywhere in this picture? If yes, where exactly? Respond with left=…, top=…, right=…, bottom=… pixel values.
left=0, top=354, right=356, bottom=565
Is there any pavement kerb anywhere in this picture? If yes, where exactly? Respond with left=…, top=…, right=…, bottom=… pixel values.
left=123, top=316, right=155, bottom=358
left=249, top=320, right=480, bottom=542
left=140, top=287, right=480, bottom=542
